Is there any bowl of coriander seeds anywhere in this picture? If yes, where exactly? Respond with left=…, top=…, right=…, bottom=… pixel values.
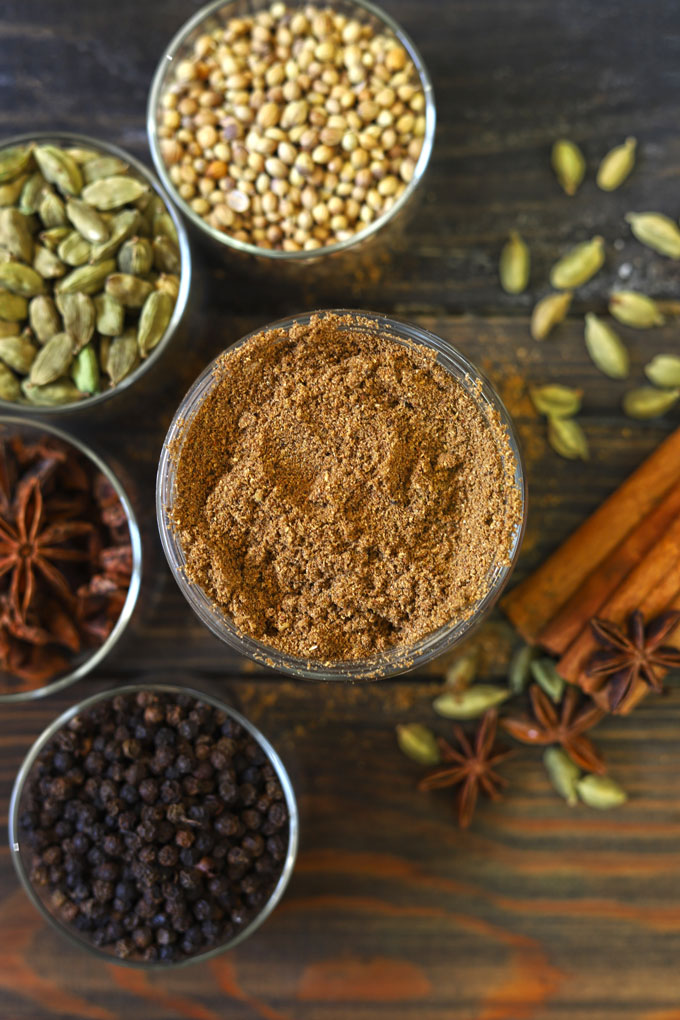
left=0, top=133, right=191, bottom=411
left=147, top=0, right=435, bottom=262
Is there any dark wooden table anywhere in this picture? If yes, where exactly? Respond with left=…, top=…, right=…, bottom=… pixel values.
left=2, top=1, right=680, bottom=1017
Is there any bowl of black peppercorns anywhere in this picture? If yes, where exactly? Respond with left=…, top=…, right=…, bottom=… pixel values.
left=9, top=683, right=298, bottom=966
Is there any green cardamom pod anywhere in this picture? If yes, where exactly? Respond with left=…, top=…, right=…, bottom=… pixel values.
left=59, top=292, right=95, bottom=350
left=0, top=145, right=34, bottom=184
left=508, top=644, right=536, bottom=694
left=395, top=723, right=441, bottom=766
left=34, top=145, right=83, bottom=196
left=577, top=774, right=627, bottom=810
left=584, top=313, right=630, bottom=379
left=530, top=384, right=583, bottom=418
left=107, top=329, right=139, bottom=384
left=105, top=272, right=153, bottom=309
left=137, top=290, right=174, bottom=355
left=81, top=175, right=149, bottom=211
left=94, top=292, right=124, bottom=337
left=89, top=209, right=141, bottom=263
left=82, top=155, right=130, bottom=183
left=0, top=207, right=34, bottom=262
left=551, top=139, right=585, bottom=196
left=543, top=748, right=581, bottom=807
left=530, top=291, right=572, bottom=341
left=644, top=354, right=680, bottom=389
left=57, top=259, right=116, bottom=296
left=19, top=172, right=49, bottom=215
left=530, top=658, right=565, bottom=703
left=71, top=344, right=100, bottom=394
left=0, top=291, right=28, bottom=321
left=150, top=196, right=179, bottom=243
left=22, top=377, right=83, bottom=406
left=99, top=335, right=111, bottom=372
left=152, top=234, right=182, bottom=274
left=0, top=334, right=38, bottom=374
left=39, top=226, right=71, bottom=252
left=118, top=236, right=154, bottom=276
left=608, top=290, right=664, bottom=328
left=38, top=190, right=68, bottom=229
left=66, top=198, right=110, bottom=243
left=550, top=237, right=605, bottom=289
left=623, top=386, right=680, bottom=419
left=33, top=244, right=66, bottom=280
left=65, top=147, right=99, bottom=164
left=547, top=416, right=589, bottom=460
left=155, top=273, right=180, bottom=300
left=0, top=262, right=44, bottom=297
left=626, top=212, right=680, bottom=259
left=0, top=173, right=29, bottom=207
left=0, top=361, right=21, bottom=401
left=29, top=295, right=61, bottom=344
left=58, top=230, right=92, bottom=267
left=499, top=230, right=530, bottom=294
left=444, top=649, right=479, bottom=692
left=29, top=331, right=74, bottom=385
left=596, top=137, right=637, bottom=191
left=433, top=685, right=509, bottom=720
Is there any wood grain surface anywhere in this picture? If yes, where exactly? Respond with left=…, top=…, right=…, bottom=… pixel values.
left=2, top=1, right=680, bottom=1018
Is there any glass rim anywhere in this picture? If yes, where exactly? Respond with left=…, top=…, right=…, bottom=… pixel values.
left=0, top=130, right=192, bottom=415
left=0, top=415, right=142, bottom=702
left=157, top=309, right=527, bottom=681
left=8, top=679, right=299, bottom=969
left=146, top=0, right=437, bottom=261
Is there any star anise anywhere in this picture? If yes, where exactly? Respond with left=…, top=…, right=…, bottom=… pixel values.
left=418, top=710, right=514, bottom=828
left=501, top=683, right=606, bottom=773
left=587, top=610, right=680, bottom=711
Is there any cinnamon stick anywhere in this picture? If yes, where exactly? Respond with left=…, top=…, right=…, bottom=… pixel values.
left=502, top=425, right=680, bottom=642
left=538, top=475, right=680, bottom=655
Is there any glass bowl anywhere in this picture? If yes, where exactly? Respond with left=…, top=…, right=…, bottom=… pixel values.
left=157, top=310, right=527, bottom=681
left=146, top=0, right=436, bottom=265
left=8, top=681, right=299, bottom=968
left=0, top=131, right=191, bottom=414
left=0, top=416, right=142, bottom=702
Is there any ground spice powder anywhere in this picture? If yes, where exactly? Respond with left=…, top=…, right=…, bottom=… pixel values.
left=170, top=313, right=521, bottom=663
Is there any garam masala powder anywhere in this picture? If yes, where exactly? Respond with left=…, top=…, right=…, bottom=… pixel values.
left=169, top=313, right=521, bottom=663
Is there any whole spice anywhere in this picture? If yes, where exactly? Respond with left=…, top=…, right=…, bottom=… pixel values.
left=596, top=137, right=636, bottom=191
left=586, top=610, right=680, bottom=710
left=157, top=3, right=426, bottom=252
left=418, top=710, right=514, bottom=828
left=396, top=723, right=441, bottom=765
left=0, top=140, right=180, bottom=405
left=543, top=747, right=580, bottom=806
left=529, top=384, right=582, bottom=418
left=547, top=417, right=589, bottom=461
left=530, top=658, right=565, bottom=703
left=18, top=690, right=289, bottom=961
left=625, top=212, right=680, bottom=259
left=170, top=313, right=521, bottom=663
left=645, top=355, right=680, bottom=388
left=623, top=387, right=680, bottom=420
left=550, top=236, right=605, bottom=289
left=551, top=139, right=585, bottom=196
left=530, top=291, right=572, bottom=341
left=433, top=685, right=509, bottom=720
left=609, top=291, right=664, bottom=329
left=576, top=774, right=627, bottom=809
left=501, top=684, right=605, bottom=773
left=0, top=432, right=133, bottom=694
left=499, top=231, right=530, bottom=294
left=584, top=313, right=630, bottom=379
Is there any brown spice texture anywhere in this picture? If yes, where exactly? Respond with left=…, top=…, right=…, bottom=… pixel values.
left=170, top=313, right=521, bottom=663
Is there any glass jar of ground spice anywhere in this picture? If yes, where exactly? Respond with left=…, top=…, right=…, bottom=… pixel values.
left=159, top=312, right=526, bottom=680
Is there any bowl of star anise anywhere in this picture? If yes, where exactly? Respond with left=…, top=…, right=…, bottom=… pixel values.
left=0, top=417, right=141, bottom=701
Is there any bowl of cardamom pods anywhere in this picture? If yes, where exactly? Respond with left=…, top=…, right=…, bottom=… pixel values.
left=0, top=132, right=191, bottom=411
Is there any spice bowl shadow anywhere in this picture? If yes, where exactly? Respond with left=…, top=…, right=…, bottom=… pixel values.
left=8, top=681, right=299, bottom=968
left=156, top=310, right=527, bottom=681
left=0, top=131, right=191, bottom=415
left=0, top=416, right=142, bottom=702
left=146, top=0, right=436, bottom=280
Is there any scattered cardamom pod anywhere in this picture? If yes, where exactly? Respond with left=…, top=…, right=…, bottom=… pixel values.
left=0, top=261, right=44, bottom=297
left=58, top=292, right=95, bottom=350
left=547, top=417, right=590, bottom=460
left=530, top=384, right=583, bottom=418
left=107, top=330, right=139, bottom=385
left=94, top=293, right=124, bottom=337
left=508, top=643, right=536, bottom=694
left=596, top=137, right=637, bottom=191
left=34, top=145, right=83, bottom=196
left=0, top=361, right=21, bottom=400
left=0, top=146, right=33, bottom=184
left=550, top=236, right=605, bottom=289
left=65, top=198, right=110, bottom=243
left=608, top=290, right=664, bottom=328
left=22, top=378, right=84, bottom=406
left=530, top=291, right=572, bottom=341
left=71, top=344, right=100, bottom=394
left=623, top=386, right=680, bottom=419
left=543, top=748, right=581, bottom=807
left=576, top=774, right=627, bottom=810
left=625, top=212, right=680, bottom=259
left=32, top=245, right=66, bottom=280
left=530, top=658, right=565, bottom=703
left=0, top=207, right=34, bottom=262
left=82, top=175, right=149, bottom=211
left=396, top=723, right=441, bottom=766
left=499, top=230, right=530, bottom=294
left=444, top=649, right=479, bottom=692
left=29, top=332, right=74, bottom=385
left=644, top=354, right=680, bottom=389
left=433, top=685, right=509, bottom=720
left=584, top=313, right=630, bottom=379
left=551, top=139, right=585, bottom=196
left=0, top=334, right=38, bottom=374
left=29, top=295, right=61, bottom=343
left=137, top=290, right=174, bottom=355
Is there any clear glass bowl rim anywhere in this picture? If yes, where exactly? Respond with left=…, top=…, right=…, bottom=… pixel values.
left=0, top=130, right=192, bottom=414
left=146, top=0, right=436, bottom=261
left=157, top=309, right=527, bottom=681
left=8, top=679, right=299, bottom=969
left=0, top=415, right=142, bottom=702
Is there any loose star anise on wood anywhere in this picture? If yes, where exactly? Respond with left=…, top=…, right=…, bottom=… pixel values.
left=418, top=710, right=514, bottom=828
left=501, top=683, right=606, bottom=773
left=587, top=610, right=680, bottom=711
